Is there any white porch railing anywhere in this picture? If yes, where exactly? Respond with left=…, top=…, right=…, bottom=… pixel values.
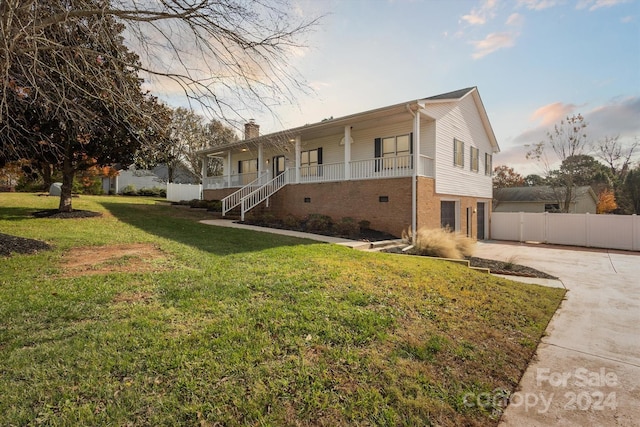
left=240, top=169, right=292, bottom=220
left=207, top=155, right=435, bottom=192
left=221, top=172, right=269, bottom=216
left=204, top=172, right=260, bottom=190
left=299, top=162, right=345, bottom=183
left=350, top=155, right=414, bottom=180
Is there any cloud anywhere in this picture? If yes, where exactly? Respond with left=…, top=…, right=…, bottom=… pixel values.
left=461, top=0, right=498, bottom=25
left=470, top=32, right=519, bottom=59
left=517, top=0, right=559, bottom=10
left=506, top=13, right=525, bottom=26
left=621, top=15, right=635, bottom=23
left=576, top=0, right=632, bottom=11
left=585, top=96, right=640, bottom=141
left=510, top=96, right=640, bottom=161
left=531, top=102, right=578, bottom=126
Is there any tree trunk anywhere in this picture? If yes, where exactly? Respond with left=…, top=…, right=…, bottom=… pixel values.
left=58, top=142, right=75, bottom=212
left=168, top=164, right=174, bottom=183
left=39, top=161, right=53, bottom=190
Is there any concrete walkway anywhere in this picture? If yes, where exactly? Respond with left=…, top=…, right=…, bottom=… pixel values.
left=199, top=219, right=371, bottom=249
left=474, top=241, right=640, bottom=427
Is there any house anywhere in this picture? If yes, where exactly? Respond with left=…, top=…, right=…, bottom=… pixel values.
left=102, top=163, right=199, bottom=194
left=493, top=186, right=598, bottom=214
left=199, top=87, right=500, bottom=238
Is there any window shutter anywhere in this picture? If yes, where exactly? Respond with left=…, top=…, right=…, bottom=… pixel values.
left=317, top=147, right=323, bottom=176
left=453, top=139, right=456, bottom=166
left=374, top=138, right=382, bottom=172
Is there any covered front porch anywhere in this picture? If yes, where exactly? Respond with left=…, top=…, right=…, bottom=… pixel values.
left=202, top=153, right=434, bottom=190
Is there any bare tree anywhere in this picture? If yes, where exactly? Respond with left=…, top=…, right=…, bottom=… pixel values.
left=526, top=114, right=589, bottom=212
left=157, top=107, right=237, bottom=183
left=594, top=135, right=638, bottom=184
left=0, top=0, right=319, bottom=210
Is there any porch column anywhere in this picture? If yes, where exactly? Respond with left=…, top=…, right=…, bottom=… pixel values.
left=258, top=143, right=264, bottom=180
left=344, top=126, right=351, bottom=180
left=226, top=151, right=232, bottom=187
left=295, top=136, right=301, bottom=184
left=201, top=155, right=207, bottom=184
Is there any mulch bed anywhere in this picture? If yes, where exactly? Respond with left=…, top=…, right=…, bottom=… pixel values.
left=468, top=256, right=558, bottom=279
left=383, top=247, right=557, bottom=279
left=32, top=209, right=102, bottom=219
left=0, top=233, right=52, bottom=257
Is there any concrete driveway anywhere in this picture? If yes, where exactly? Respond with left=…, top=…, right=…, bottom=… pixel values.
left=474, top=241, right=640, bottom=427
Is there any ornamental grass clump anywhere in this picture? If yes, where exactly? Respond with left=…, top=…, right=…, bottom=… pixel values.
left=405, top=227, right=476, bottom=259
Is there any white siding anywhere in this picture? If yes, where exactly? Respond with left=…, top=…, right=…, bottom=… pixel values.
left=419, top=118, right=436, bottom=159
left=351, top=119, right=414, bottom=162
left=427, top=94, right=494, bottom=198
left=294, top=119, right=416, bottom=165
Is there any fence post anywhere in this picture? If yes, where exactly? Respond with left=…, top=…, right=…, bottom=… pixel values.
left=543, top=212, right=548, bottom=244
left=633, top=214, right=638, bottom=251
left=519, top=211, right=524, bottom=243
left=585, top=212, right=590, bottom=247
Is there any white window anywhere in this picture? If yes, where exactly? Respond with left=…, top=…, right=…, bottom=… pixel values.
left=239, top=159, right=258, bottom=184
left=454, top=138, right=464, bottom=167
left=382, top=134, right=411, bottom=169
left=301, top=148, right=319, bottom=177
left=485, top=153, right=493, bottom=176
left=470, top=147, right=479, bottom=172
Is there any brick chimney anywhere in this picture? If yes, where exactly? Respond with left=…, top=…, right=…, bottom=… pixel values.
left=244, top=119, right=259, bottom=140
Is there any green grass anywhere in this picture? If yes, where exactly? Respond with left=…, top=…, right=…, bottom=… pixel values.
left=0, top=193, right=565, bottom=426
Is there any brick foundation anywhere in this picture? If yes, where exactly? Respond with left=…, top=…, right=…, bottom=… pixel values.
left=205, top=178, right=491, bottom=239
left=264, top=178, right=412, bottom=237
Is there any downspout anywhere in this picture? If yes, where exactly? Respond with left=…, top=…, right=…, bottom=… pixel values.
left=406, top=104, right=418, bottom=241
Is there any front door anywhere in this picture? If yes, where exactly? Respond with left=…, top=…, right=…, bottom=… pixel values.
left=273, top=155, right=285, bottom=177
left=477, top=202, right=486, bottom=240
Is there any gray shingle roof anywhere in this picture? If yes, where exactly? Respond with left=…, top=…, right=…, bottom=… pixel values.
left=495, top=186, right=595, bottom=202
left=425, top=87, right=475, bottom=101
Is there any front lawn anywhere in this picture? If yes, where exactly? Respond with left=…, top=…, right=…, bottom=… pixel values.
left=0, top=193, right=565, bottom=426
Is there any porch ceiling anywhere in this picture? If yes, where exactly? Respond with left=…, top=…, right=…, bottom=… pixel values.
left=200, top=108, right=434, bottom=155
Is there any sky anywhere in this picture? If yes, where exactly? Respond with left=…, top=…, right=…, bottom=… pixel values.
left=159, top=0, right=640, bottom=176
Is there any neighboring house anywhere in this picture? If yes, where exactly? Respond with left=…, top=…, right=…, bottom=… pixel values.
left=102, top=163, right=199, bottom=194
left=199, top=87, right=500, bottom=238
left=493, top=186, right=598, bottom=214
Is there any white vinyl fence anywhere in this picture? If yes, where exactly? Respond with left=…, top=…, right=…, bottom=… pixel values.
left=491, top=212, right=640, bottom=251
left=166, top=183, right=202, bottom=202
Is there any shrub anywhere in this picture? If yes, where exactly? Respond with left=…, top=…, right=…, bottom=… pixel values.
left=138, top=187, right=160, bottom=197
left=334, top=217, right=360, bottom=238
left=455, top=234, right=476, bottom=258
left=407, top=227, right=476, bottom=260
left=189, top=199, right=210, bottom=208
left=259, top=212, right=277, bottom=226
left=305, top=214, right=333, bottom=233
left=121, top=184, right=137, bottom=196
left=283, top=214, right=301, bottom=229
left=205, top=200, right=222, bottom=212
left=358, top=219, right=371, bottom=231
